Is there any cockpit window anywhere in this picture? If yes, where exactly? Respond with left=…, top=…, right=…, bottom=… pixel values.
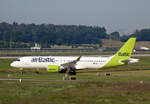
left=16, top=59, right=20, bottom=61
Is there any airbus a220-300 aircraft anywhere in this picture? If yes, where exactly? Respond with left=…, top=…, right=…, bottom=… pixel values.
left=11, top=38, right=138, bottom=75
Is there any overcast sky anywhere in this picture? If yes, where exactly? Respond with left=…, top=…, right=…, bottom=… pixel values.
left=0, top=0, right=150, bottom=35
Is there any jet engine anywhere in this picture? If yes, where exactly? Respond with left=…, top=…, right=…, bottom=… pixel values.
left=47, top=65, right=67, bottom=73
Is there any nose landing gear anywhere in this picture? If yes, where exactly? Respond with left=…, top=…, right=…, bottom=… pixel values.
left=63, top=67, right=76, bottom=80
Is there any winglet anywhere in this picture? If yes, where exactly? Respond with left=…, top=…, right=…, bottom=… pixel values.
left=76, top=56, right=82, bottom=61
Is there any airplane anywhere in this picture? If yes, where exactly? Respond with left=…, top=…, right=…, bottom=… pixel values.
left=10, top=38, right=138, bottom=75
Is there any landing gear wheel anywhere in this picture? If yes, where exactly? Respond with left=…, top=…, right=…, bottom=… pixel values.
left=36, top=71, right=39, bottom=74
left=59, top=69, right=67, bottom=73
left=68, top=70, right=76, bottom=75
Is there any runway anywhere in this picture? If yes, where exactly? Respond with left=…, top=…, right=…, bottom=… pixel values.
left=0, top=78, right=78, bottom=82
left=0, top=78, right=36, bottom=81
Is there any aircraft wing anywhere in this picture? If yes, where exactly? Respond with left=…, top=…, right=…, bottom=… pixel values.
left=61, top=56, right=82, bottom=69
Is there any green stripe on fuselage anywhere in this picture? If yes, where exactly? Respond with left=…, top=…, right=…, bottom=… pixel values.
left=47, top=65, right=59, bottom=72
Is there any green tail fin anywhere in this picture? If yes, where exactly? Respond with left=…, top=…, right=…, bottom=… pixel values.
left=103, top=37, right=136, bottom=68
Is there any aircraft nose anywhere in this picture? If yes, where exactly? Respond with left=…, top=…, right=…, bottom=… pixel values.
left=10, top=62, right=16, bottom=67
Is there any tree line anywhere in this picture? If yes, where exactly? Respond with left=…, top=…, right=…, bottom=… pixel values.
left=120, top=29, right=150, bottom=42
left=0, top=22, right=149, bottom=48
left=0, top=22, right=109, bottom=48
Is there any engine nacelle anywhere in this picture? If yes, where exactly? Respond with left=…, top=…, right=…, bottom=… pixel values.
left=47, top=65, right=66, bottom=73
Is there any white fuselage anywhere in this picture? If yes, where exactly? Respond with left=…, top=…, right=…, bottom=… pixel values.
left=10, top=56, right=111, bottom=69
left=10, top=38, right=138, bottom=70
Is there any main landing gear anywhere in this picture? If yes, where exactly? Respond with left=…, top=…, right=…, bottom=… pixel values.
left=68, top=67, right=76, bottom=75
left=63, top=67, right=76, bottom=80
left=60, top=67, right=76, bottom=75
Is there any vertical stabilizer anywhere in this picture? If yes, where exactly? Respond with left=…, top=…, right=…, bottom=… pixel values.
left=103, top=38, right=136, bottom=68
